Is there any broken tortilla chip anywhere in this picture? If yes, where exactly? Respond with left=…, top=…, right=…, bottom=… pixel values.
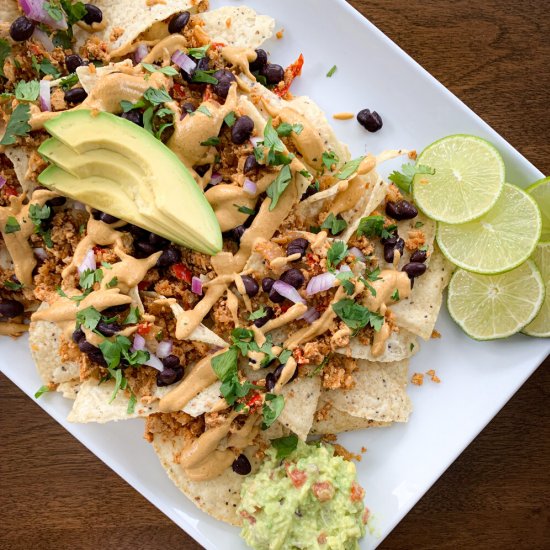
left=339, top=328, right=419, bottom=362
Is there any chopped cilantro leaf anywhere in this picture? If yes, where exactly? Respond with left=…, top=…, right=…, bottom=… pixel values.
left=299, top=169, right=312, bottom=178
left=59, top=72, right=79, bottom=90
left=391, top=289, right=400, bottom=301
left=76, top=306, right=101, bottom=330
left=106, top=277, right=118, bottom=288
left=327, top=240, right=348, bottom=269
left=230, top=327, right=255, bottom=355
left=389, top=163, right=435, bottom=193
left=415, top=221, right=424, bottom=228
left=101, top=261, right=112, bottom=269
left=322, top=150, right=339, bottom=171
left=0, top=103, right=31, bottom=145
left=356, top=215, right=396, bottom=239
left=200, top=136, right=220, bottom=146
left=336, top=270, right=355, bottom=295
left=271, top=434, right=298, bottom=459
left=44, top=1, right=64, bottom=21
left=29, top=204, right=51, bottom=224
left=143, top=87, right=171, bottom=106
left=123, top=307, right=140, bottom=325
left=248, top=306, right=267, bottom=321
left=262, top=394, right=284, bottom=429
left=141, top=63, right=178, bottom=76
left=266, top=164, right=292, bottom=210
left=263, top=117, right=285, bottom=152
left=34, top=385, right=51, bottom=399
left=278, top=348, right=293, bottom=365
left=195, top=104, right=212, bottom=117
left=211, top=347, right=238, bottom=382
left=127, top=392, right=137, bottom=414
left=32, top=56, right=60, bottom=78
left=4, top=216, right=21, bottom=234
left=234, top=204, right=255, bottom=215
left=4, top=280, right=23, bottom=291
left=326, top=65, right=337, bottom=77
left=15, top=80, right=40, bottom=102
left=276, top=122, right=303, bottom=137
left=61, top=0, right=87, bottom=25
left=337, top=156, right=365, bottom=180
left=187, top=45, right=210, bottom=59
left=191, top=70, right=218, bottom=84
left=321, top=212, right=347, bottom=235
left=332, top=298, right=384, bottom=332
left=79, top=268, right=103, bottom=290
left=224, top=111, right=236, bottom=127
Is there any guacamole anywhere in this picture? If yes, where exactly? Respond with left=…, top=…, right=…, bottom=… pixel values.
left=238, top=441, right=367, bottom=550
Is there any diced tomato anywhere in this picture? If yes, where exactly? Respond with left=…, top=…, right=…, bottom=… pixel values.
left=137, top=322, right=152, bottom=335
left=274, top=53, right=304, bottom=98
left=246, top=391, right=263, bottom=410
left=3, top=185, right=18, bottom=198
left=280, top=302, right=291, bottom=314
left=286, top=465, right=307, bottom=488
left=202, top=85, right=213, bottom=102
left=312, top=481, right=334, bottom=502
left=239, top=510, right=256, bottom=524
left=306, top=253, right=316, bottom=266
left=317, top=533, right=327, bottom=545
left=210, top=42, right=226, bottom=49
left=171, top=263, right=192, bottom=283
left=362, top=507, right=370, bottom=524
left=93, top=245, right=103, bottom=255
left=172, top=82, right=187, bottom=100
left=137, top=280, right=150, bottom=291
left=350, top=482, right=365, bottom=502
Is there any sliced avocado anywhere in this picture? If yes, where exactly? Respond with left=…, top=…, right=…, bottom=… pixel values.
left=38, top=110, right=222, bottom=255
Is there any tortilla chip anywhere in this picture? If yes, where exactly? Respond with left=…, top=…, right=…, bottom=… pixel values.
left=391, top=248, right=453, bottom=339
left=152, top=421, right=284, bottom=526
left=199, top=6, right=275, bottom=49
left=154, top=381, right=223, bottom=418
left=0, top=0, right=19, bottom=24
left=339, top=328, right=419, bottom=362
left=327, top=360, right=411, bottom=423
left=67, top=378, right=157, bottom=423
left=76, top=60, right=134, bottom=93
left=276, top=376, right=321, bottom=440
left=4, top=146, right=35, bottom=194
left=57, top=379, right=80, bottom=400
left=74, top=0, right=196, bottom=53
left=29, top=305, right=80, bottom=385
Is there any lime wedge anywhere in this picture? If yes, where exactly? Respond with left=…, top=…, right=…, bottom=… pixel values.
left=447, top=260, right=544, bottom=340
left=527, top=177, right=550, bottom=242
left=437, top=183, right=541, bottom=274
left=413, top=134, right=505, bottom=224
left=522, top=243, right=550, bottom=337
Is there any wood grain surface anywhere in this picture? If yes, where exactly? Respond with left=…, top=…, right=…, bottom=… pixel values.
left=1, top=1, right=549, bottom=549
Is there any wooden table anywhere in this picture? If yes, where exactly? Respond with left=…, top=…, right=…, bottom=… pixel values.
left=1, top=1, right=549, bottom=548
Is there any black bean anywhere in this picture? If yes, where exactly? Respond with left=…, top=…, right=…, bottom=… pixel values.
left=385, top=200, right=418, bottom=221
left=410, top=249, right=428, bottom=263
left=261, top=63, right=284, bottom=85
left=195, top=56, right=210, bottom=72
left=83, top=4, right=103, bottom=24
left=148, top=232, right=169, bottom=248
left=402, top=262, right=427, bottom=279
left=253, top=306, right=274, bottom=328
left=241, top=275, right=259, bottom=297
left=65, top=54, right=84, bottom=73
left=302, top=183, right=319, bottom=199
left=279, top=268, right=304, bottom=289
left=46, top=196, right=66, bottom=207
left=261, top=277, right=275, bottom=293
left=72, top=328, right=85, bottom=344
left=265, top=372, right=277, bottom=392
left=87, top=349, right=107, bottom=366
left=212, top=69, right=236, bottom=99
left=274, top=362, right=298, bottom=383
left=249, top=48, right=267, bottom=72
left=195, top=164, right=210, bottom=177
left=357, top=109, right=383, bottom=132
left=98, top=211, right=119, bottom=224
left=121, top=110, right=144, bottom=127
left=64, top=87, right=88, bottom=105
left=78, top=339, right=96, bottom=353
left=231, top=115, right=254, bottom=145
left=269, top=287, right=285, bottom=303
left=157, top=246, right=181, bottom=267
left=243, top=154, right=258, bottom=174
left=181, top=101, right=196, bottom=117
left=286, top=238, right=308, bottom=258
left=161, top=354, right=181, bottom=369
left=0, top=300, right=24, bottom=318
left=384, top=237, right=405, bottom=263
left=168, top=11, right=190, bottom=34
left=135, top=241, right=158, bottom=256
left=156, top=365, right=184, bottom=386
left=102, top=304, right=129, bottom=315
left=10, top=16, right=34, bottom=42
left=96, top=321, right=121, bottom=337
left=232, top=454, right=252, bottom=475
left=227, top=224, right=246, bottom=243
left=380, top=232, right=398, bottom=245
left=125, top=224, right=148, bottom=239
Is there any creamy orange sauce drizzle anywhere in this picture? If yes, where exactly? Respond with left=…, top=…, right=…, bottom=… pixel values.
left=221, top=46, right=257, bottom=80
left=0, top=322, right=29, bottom=336
left=142, top=35, right=188, bottom=64
left=0, top=189, right=57, bottom=286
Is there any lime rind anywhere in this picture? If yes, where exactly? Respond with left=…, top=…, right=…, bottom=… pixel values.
left=522, top=243, right=550, bottom=338
left=437, top=183, right=542, bottom=274
left=527, top=176, right=550, bottom=243
left=447, top=260, right=545, bottom=340
left=413, top=134, right=505, bottom=224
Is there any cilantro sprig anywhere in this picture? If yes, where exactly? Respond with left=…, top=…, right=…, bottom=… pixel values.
left=332, top=298, right=384, bottom=332
left=321, top=213, right=347, bottom=235
left=389, top=163, right=435, bottom=193
left=357, top=215, right=396, bottom=239
left=0, top=104, right=31, bottom=146
left=271, top=434, right=298, bottom=459
left=327, top=240, right=348, bottom=269
left=266, top=164, right=292, bottom=210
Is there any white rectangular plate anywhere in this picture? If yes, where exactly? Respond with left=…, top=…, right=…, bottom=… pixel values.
left=1, top=1, right=548, bottom=548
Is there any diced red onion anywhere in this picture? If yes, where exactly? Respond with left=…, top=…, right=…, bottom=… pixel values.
left=243, top=178, right=257, bottom=196
left=132, top=333, right=146, bottom=351
left=33, top=247, right=47, bottom=260
left=349, top=247, right=365, bottom=262
left=249, top=136, right=262, bottom=147
left=0, top=176, right=6, bottom=189
left=306, top=272, right=336, bottom=296
left=210, top=172, right=223, bottom=186
left=272, top=280, right=306, bottom=304
left=299, top=307, right=320, bottom=323
left=77, top=248, right=95, bottom=274
left=134, top=44, right=149, bottom=64
left=19, top=0, right=68, bottom=30
left=156, top=340, right=173, bottom=358
left=191, top=276, right=203, bottom=295
left=32, top=28, right=54, bottom=52
left=171, top=50, right=196, bottom=75
left=39, top=80, right=51, bottom=112
left=144, top=353, right=164, bottom=372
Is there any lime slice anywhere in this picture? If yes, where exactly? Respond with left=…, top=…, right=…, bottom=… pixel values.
left=527, top=177, right=550, bottom=242
left=522, top=243, right=550, bottom=337
left=437, top=183, right=541, bottom=274
left=413, top=134, right=505, bottom=224
left=447, top=260, right=544, bottom=340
